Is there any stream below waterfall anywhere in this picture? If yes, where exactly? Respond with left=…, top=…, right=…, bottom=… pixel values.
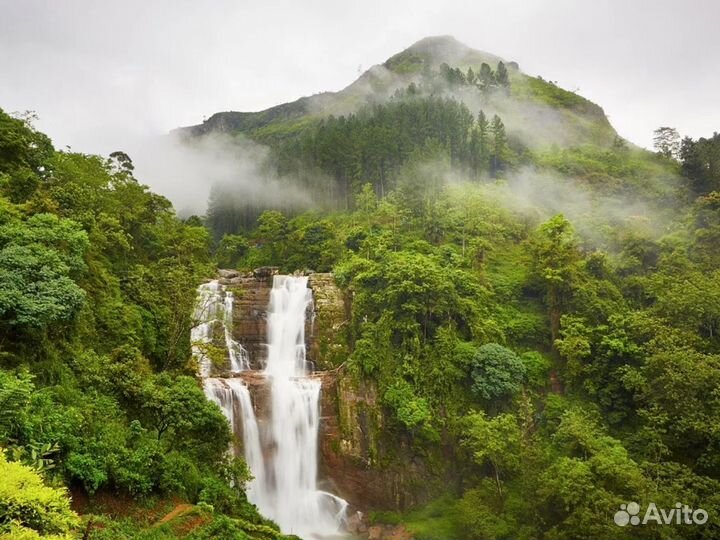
left=192, top=276, right=349, bottom=539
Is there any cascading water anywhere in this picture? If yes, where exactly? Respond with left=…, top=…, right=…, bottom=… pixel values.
left=191, top=280, right=249, bottom=376
left=257, top=276, right=348, bottom=537
left=192, top=276, right=348, bottom=539
left=203, top=377, right=266, bottom=499
left=224, top=291, right=249, bottom=373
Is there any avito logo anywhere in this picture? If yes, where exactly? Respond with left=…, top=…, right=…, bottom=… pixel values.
left=614, top=502, right=708, bottom=527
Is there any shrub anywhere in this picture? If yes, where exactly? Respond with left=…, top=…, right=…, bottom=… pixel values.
left=0, top=452, right=79, bottom=537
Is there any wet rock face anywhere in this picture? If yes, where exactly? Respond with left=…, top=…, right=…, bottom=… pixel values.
left=318, top=370, right=389, bottom=508
left=218, top=270, right=348, bottom=371
left=317, top=370, right=431, bottom=512
left=307, top=273, right=350, bottom=371
left=218, top=272, right=271, bottom=370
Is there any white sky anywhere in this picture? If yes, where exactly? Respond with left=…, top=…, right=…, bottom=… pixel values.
left=1, top=0, right=718, bottom=158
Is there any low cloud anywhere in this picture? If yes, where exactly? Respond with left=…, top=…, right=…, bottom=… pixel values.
left=129, top=132, right=323, bottom=217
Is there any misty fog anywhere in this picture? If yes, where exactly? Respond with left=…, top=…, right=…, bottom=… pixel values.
left=128, top=132, right=321, bottom=217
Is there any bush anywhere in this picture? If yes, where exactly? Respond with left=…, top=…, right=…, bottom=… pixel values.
left=159, top=451, right=203, bottom=499
left=186, top=515, right=251, bottom=540
left=520, top=351, right=552, bottom=389
left=198, top=476, right=245, bottom=517
left=0, top=452, right=79, bottom=537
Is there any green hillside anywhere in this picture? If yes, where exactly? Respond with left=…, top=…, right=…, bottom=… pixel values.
left=175, top=36, right=613, bottom=147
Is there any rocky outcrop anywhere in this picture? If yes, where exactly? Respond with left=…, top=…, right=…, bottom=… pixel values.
left=307, top=273, right=349, bottom=371
left=217, top=270, right=348, bottom=371
left=218, top=271, right=272, bottom=370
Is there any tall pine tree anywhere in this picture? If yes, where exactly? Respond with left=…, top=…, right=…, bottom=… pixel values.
left=478, top=63, right=495, bottom=91
left=490, top=115, right=507, bottom=177
left=496, top=61, right=510, bottom=88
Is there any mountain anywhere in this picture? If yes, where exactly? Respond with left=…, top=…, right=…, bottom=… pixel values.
left=172, top=36, right=674, bottom=242
left=174, top=36, right=615, bottom=149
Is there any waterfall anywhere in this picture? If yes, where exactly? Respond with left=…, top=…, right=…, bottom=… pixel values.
left=192, top=276, right=348, bottom=539
left=191, top=280, right=249, bottom=376
left=225, top=292, right=250, bottom=372
left=257, top=276, right=348, bottom=537
left=203, top=377, right=266, bottom=499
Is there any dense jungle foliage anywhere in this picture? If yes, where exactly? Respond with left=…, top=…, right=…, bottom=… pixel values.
left=0, top=109, right=296, bottom=539
left=3, top=46, right=720, bottom=539
left=204, top=65, right=720, bottom=538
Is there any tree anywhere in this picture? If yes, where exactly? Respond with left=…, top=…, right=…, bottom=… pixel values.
left=466, top=67, right=476, bottom=85
left=108, top=150, right=135, bottom=173
left=384, top=380, right=438, bottom=441
left=288, top=219, right=340, bottom=272
left=537, top=408, right=647, bottom=539
left=478, top=63, right=495, bottom=90
left=0, top=223, right=87, bottom=330
left=681, top=132, right=720, bottom=195
left=634, top=349, right=720, bottom=472
left=496, top=61, right=510, bottom=88
left=395, top=144, right=448, bottom=219
left=690, top=191, right=720, bottom=264
left=470, top=111, right=491, bottom=177
left=0, top=109, right=53, bottom=204
left=653, top=126, right=680, bottom=160
left=651, top=266, right=720, bottom=340
left=254, top=210, right=289, bottom=264
left=355, top=182, right=378, bottom=216
left=216, top=234, right=249, bottom=268
left=490, top=115, right=507, bottom=177
left=470, top=343, right=526, bottom=403
left=462, top=411, right=522, bottom=495
left=477, top=111, right=489, bottom=171
left=529, top=215, right=581, bottom=344
left=138, top=373, right=231, bottom=454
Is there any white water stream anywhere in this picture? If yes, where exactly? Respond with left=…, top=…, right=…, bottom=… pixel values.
left=192, top=276, right=348, bottom=539
left=191, top=280, right=249, bottom=376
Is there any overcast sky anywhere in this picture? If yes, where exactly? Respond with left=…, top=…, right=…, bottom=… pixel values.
left=1, top=0, right=718, bottom=164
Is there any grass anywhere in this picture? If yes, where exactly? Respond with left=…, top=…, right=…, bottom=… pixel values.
left=513, top=74, right=594, bottom=111
left=369, top=496, right=461, bottom=540
left=384, top=51, right=425, bottom=74
left=250, top=116, right=317, bottom=142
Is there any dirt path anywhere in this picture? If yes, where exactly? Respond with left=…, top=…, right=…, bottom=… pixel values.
left=156, top=503, right=194, bottom=525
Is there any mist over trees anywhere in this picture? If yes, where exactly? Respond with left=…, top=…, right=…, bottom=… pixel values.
left=206, top=90, right=513, bottom=239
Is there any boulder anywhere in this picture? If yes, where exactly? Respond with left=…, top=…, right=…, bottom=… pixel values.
left=218, top=269, right=240, bottom=279
left=252, top=266, right=279, bottom=279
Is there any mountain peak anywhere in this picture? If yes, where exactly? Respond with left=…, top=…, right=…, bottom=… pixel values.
left=176, top=36, right=611, bottom=147
left=406, top=35, right=469, bottom=57
left=384, top=35, right=507, bottom=75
